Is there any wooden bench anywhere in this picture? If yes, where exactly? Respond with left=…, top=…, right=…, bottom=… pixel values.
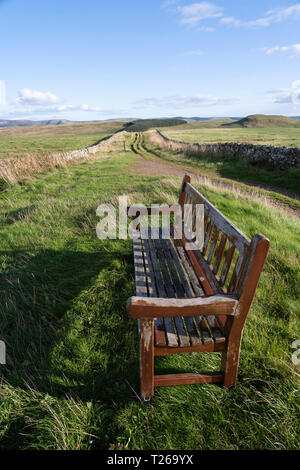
left=126, top=175, right=270, bottom=401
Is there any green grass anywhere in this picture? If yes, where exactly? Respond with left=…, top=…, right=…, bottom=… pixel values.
left=225, top=114, right=300, bottom=128
left=0, top=134, right=111, bottom=159
left=0, top=120, right=125, bottom=138
left=144, top=133, right=300, bottom=197
left=0, top=136, right=299, bottom=450
left=125, top=119, right=186, bottom=133
left=160, top=126, right=300, bottom=148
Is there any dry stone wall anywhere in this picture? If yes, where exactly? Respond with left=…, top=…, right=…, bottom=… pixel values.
left=0, top=131, right=127, bottom=183
left=149, top=130, right=300, bottom=171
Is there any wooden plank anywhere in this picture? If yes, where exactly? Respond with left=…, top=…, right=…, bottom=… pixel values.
left=223, top=234, right=270, bottom=389
left=168, top=238, right=203, bottom=345
left=219, top=243, right=235, bottom=287
left=133, top=239, right=148, bottom=297
left=160, top=237, right=185, bottom=298
left=182, top=234, right=223, bottom=294
left=127, top=294, right=238, bottom=318
left=179, top=175, right=191, bottom=207
left=207, top=228, right=220, bottom=266
left=206, top=316, right=226, bottom=343
left=195, top=316, right=214, bottom=344
left=203, top=222, right=214, bottom=257
left=213, top=234, right=227, bottom=276
left=147, top=236, right=178, bottom=347
left=140, top=319, right=154, bottom=400
left=141, top=238, right=166, bottom=347
left=168, top=238, right=195, bottom=297
left=154, top=236, right=190, bottom=347
left=185, top=183, right=250, bottom=255
left=154, top=342, right=226, bottom=355
left=203, top=214, right=209, bottom=234
left=154, top=372, right=223, bottom=387
left=132, top=239, right=147, bottom=333
left=227, top=252, right=243, bottom=294
left=172, top=239, right=204, bottom=297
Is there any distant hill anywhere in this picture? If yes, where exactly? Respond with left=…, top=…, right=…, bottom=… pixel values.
left=224, top=114, right=300, bottom=128
left=192, top=118, right=236, bottom=128
left=0, top=119, right=73, bottom=128
left=124, top=118, right=186, bottom=132
left=174, top=116, right=241, bottom=122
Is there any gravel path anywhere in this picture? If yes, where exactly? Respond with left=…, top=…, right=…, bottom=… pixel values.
left=129, top=149, right=300, bottom=219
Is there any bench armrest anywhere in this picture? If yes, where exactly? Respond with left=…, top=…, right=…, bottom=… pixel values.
left=127, top=295, right=238, bottom=319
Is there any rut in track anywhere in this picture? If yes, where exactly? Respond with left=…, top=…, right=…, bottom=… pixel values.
left=129, top=132, right=300, bottom=219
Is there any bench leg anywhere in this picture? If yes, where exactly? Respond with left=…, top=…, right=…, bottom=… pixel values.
left=140, top=319, right=154, bottom=401
left=221, top=341, right=241, bottom=389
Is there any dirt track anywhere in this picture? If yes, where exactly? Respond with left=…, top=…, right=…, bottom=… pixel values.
left=128, top=133, right=300, bottom=219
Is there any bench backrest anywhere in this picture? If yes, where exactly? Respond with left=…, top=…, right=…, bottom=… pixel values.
left=179, top=175, right=270, bottom=303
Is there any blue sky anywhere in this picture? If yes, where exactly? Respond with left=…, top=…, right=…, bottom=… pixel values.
left=0, top=0, right=300, bottom=120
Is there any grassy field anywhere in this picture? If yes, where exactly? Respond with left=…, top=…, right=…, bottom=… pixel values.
left=0, top=120, right=128, bottom=159
left=0, top=120, right=125, bottom=138
left=0, top=134, right=299, bottom=450
left=0, top=134, right=113, bottom=159
left=145, top=131, right=300, bottom=197
left=159, top=126, right=300, bottom=148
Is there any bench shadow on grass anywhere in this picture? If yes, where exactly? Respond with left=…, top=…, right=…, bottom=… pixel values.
left=0, top=243, right=225, bottom=449
left=0, top=244, right=145, bottom=448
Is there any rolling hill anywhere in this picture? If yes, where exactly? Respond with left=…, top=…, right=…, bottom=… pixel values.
left=0, top=119, right=75, bottom=127
left=224, top=114, right=300, bottom=128
left=124, top=118, right=186, bottom=132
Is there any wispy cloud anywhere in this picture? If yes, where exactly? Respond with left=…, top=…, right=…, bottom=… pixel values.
left=170, top=2, right=300, bottom=30
left=248, top=4, right=300, bottom=27
left=161, top=0, right=180, bottom=8
left=177, top=2, right=223, bottom=26
left=263, top=44, right=300, bottom=57
left=219, top=16, right=241, bottom=26
left=268, top=80, right=300, bottom=106
left=15, top=88, right=61, bottom=106
left=13, top=88, right=102, bottom=114
left=134, top=94, right=238, bottom=109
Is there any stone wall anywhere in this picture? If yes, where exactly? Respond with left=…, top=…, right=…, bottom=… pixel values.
left=149, top=130, right=300, bottom=171
left=0, top=131, right=127, bottom=183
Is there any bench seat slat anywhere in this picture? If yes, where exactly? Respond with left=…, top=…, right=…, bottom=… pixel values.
left=132, top=231, right=228, bottom=349
left=168, top=235, right=226, bottom=344
left=147, top=237, right=178, bottom=347
left=153, top=236, right=190, bottom=347
left=164, top=237, right=203, bottom=346
left=141, top=238, right=167, bottom=347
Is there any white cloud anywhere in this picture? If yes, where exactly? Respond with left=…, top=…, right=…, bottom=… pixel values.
left=15, top=88, right=61, bottom=106
left=263, top=44, right=300, bottom=57
left=134, top=94, right=238, bottom=109
left=171, top=2, right=300, bottom=30
left=161, top=0, right=180, bottom=8
left=177, top=2, right=223, bottom=26
left=269, top=80, right=300, bottom=106
left=13, top=88, right=102, bottom=114
left=219, top=16, right=241, bottom=26
left=56, top=104, right=102, bottom=112
left=249, top=4, right=300, bottom=27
